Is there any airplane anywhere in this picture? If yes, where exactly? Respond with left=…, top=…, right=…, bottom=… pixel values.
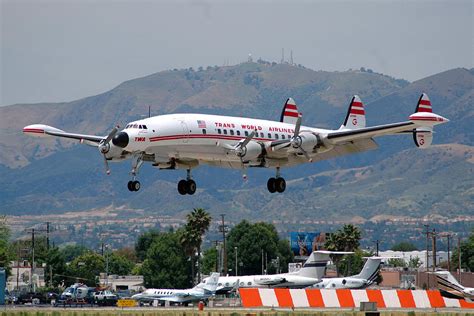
left=200, top=250, right=351, bottom=294
left=131, top=272, right=220, bottom=306
left=23, top=93, right=448, bottom=194
left=312, top=256, right=382, bottom=289
left=432, top=270, right=474, bottom=302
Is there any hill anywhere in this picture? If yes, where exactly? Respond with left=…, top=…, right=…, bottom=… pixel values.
left=0, top=63, right=472, bottom=221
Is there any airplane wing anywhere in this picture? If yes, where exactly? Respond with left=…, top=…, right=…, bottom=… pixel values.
left=325, top=121, right=415, bottom=144
left=23, top=124, right=105, bottom=145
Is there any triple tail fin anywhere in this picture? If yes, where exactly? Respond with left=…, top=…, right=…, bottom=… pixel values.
left=340, top=95, right=366, bottom=130
left=415, top=93, right=432, bottom=113
left=280, top=98, right=300, bottom=124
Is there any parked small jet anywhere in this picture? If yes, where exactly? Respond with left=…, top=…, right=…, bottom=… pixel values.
left=23, top=93, right=448, bottom=194
left=131, top=272, right=219, bottom=305
left=312, top=256, right=382, bottom=289
left=201, top=251, right=351, bottom=294
left=433, top=271, right=474, bottom=302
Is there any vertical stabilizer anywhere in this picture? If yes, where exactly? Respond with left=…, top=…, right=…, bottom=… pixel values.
left=199, top=272, right=220, bottom=293
left=280, top=98, right=300, bottom=124
left=353, top=257, right=382, bottom=284
left=340, top=95, right=366, bottom=130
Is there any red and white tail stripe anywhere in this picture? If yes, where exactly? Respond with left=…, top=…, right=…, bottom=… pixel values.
left=341, top=95, right=366, bottom=130
left=415, top=93, right=432, bottom=113
left=280, top=98, right=300, bottom=124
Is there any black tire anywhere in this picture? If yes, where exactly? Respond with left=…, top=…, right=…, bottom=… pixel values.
left=186, top=179, right=196, bottom=195
left=267, top=177, right=276, bottom=193
left=178, top=180, right=187, bottom=195
left=127, top=181, right=134, bottom=191
left=275, top=177, right=286, bottom=193
left=132, top=180, right=141, bottom=191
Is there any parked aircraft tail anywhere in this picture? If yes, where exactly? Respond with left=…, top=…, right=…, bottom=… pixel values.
left=280, top=98, right=300, bottom=125
left=340, top=95, right=366, bottom=130
left=296, top=251, right=353, bottom=280
left=199, top=272, right=220, bottom=293
left=353, top=257, right=382, bottom=284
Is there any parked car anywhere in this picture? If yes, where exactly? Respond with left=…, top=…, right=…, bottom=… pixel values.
left=93, top=290, right=118, bottom=306
left=17, top=292, right=45, bottom=305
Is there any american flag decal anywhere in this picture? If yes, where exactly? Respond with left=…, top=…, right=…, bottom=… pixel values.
left=197, top=120, right=206, bottom=128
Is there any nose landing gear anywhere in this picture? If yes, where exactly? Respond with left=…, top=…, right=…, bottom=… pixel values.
left=267, top=167, right=286, bottom=193
left=127, top=154, right=143, bottom=192
left=177, top=169, right=197, bottom=195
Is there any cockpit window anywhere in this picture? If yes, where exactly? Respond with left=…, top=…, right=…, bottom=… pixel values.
left=143, top=125, right=147, bottom=129
left=133, top=124, right=138, bottom=128
left=139, top=125, right=142, bottom=129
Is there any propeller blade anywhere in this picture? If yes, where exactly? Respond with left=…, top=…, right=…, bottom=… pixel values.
left=240, top=130, right=256, bottom=148
left=103, top=155, right=111, bottom=175
left=103, top=126, right=119, bottom=145
left=293, top=116, right=302, bottom=137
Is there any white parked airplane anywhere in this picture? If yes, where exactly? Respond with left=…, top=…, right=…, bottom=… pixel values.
left=23, top=93, right=448, bottom=194
left=433, top=271, right=474, bottom=302
left=131, top=272, right=219, bottom=305
left=312, top=256, right=382, bottom=289
left=200, top=251, right=350, bottom=293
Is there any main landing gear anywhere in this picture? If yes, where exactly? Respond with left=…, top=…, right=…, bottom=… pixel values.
left=267, top=167, right=286, bottom=193
left=177, top=169, right=196, bottom=195
left=127, top=154, right=143, bottom=192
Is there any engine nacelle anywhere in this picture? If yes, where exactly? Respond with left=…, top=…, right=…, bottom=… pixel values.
left=253, top=276, right=285, bottom=285
left=413, top=129, right=433, bottom=148
left=238, top=140, right=264, bottom=160
left=101, top=143, right=127, bottom=161
left=294, top=132, right=320, bottom=152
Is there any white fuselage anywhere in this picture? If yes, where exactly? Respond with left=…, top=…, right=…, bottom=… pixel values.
left=312, top=277, right=368, bottom=289
left=131, top=288, right=209, bottom=303
left=120, top=113, right=332, bottom=168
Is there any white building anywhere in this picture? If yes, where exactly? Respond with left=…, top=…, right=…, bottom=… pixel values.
left=7, top=261, right=45, bottom=291
left=98, top=274, right=144, bottom=292
left=378, top=250, right=449, bottom=269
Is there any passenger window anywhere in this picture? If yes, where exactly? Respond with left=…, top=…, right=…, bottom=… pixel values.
left=268, top=133, right=271, bottom=139
left=260, top=132, right=264, bottom=138
left=202, top=129, right=207, bottom=134
left=223, top=129, right=227, bottom=135
left=236, top=130, right=241, bottom=136
left=275, top=134, right=279, bottom=139
left=282, top=135, right=285, bottom=139
left=240, top=282, right=244, bottom=286
left=230, top=130, right=234, bottom=135
left=288, top=135, right=291, bottom=139
left=218, top=129, right=222, bottom=134
left=247, top=282, right=252, bottom=286
left=244, top=131, right=249, bottom=136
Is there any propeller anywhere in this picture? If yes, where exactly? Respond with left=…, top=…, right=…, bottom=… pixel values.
left=98, top=126, right=119, bottom=175
left=290, top=116, right=313, bottom=162
left=224, top=130, right=257, bottom=180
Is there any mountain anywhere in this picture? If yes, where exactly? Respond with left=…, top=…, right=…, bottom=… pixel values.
left=0, top=63, right=472, bottom=221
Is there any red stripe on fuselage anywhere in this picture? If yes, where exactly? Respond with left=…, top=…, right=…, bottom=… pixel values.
left=149, top=134, right=276, bottom=143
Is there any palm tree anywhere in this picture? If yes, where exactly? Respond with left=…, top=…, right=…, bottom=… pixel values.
left=183, top=208, right=212, bottom=283
left=325, top=224, right=361, bottom=276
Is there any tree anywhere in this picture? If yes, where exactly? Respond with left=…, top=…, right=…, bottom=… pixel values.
left=66, top=251, right=105, bottom=286
left=391, top=242, right=418, bottom=252
left=408, top=257, right=422, bottom=269
left=135, top=229, right=161, bottom=262
left=108, top=252, right=135, bottom=276
left=60, top=244, right=89, bottom=262
left=45, top=246, right=67, bottom=287
left=451, top=228, right=474, bottom=272
left=226, top=221, right=293, bottom=275
left=338, top=249, right=371, bottom=277
left=388, top=258, right=406, bottom=268
left=324, top=224, right=362, bottom=276
left=0, top=216, right=12, bottom=276
left=141, top=230, right=191, bottom=288
left=181, top=208, right=212, bottom=283
left=201, top=247, right=218, bottom=275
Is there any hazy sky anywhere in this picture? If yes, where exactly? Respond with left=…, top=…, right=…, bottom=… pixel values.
left=1, top=0, right=472, bottom=106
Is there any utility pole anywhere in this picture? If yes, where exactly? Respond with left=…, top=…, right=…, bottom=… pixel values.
left=458, top=236, right=462, bottom=282
left=374, top=240, right=379, bottom=256
left=219, top=214, right=228, bottom=275
left=423, top=224, right=430, bottom=288
left=261, top=249, right=264, bottom=274
left=432, top=228, right=437, bottom=272
left=214, top=241, right=219, bottom=273
left=446, top=233, right=451, bottom=271
left=235, top=247, right=238, bottom=276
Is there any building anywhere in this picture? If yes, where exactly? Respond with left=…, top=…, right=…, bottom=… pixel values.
left=378, top=250, right=449, bottom=269
left=98, top=274, right=144, bottom=292
left=7, top=261, right=45, bottom=292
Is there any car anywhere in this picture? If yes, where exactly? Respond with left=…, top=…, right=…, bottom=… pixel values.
left=93, top=290, right=118, bottom=306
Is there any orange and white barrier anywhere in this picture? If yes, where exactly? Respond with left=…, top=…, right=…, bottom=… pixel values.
left=239, top=288, right=474, bottom=309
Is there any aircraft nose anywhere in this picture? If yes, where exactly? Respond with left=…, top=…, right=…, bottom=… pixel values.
left=112, top=131, right=129, bottom=148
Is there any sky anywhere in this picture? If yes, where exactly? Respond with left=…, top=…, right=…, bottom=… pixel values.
left=1, top=0, right=472, bottom=106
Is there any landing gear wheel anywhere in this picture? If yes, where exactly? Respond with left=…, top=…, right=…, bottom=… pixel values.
left=186, top=179, right=196, bottom=195
left=178, top=180, right=187, bottom=195
left=267, top=177, right=276, bottom=193
left=275, top=177, right=286, bottom=193
left=127, top=181, right=133, bottom=191
left=131, top=180, right=140, bottom=191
